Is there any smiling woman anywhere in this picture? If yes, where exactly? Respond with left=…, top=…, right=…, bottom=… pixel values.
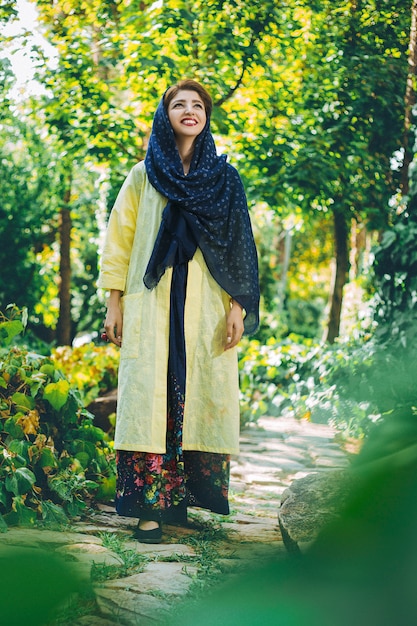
left=166, top=90, right=207, bottom=174
left=98, top=79, right=260, bottom=544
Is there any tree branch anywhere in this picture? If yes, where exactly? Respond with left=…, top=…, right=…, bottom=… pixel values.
left=214, top=30, right=259, bottom=107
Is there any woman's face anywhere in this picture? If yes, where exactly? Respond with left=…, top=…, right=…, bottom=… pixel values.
left=167, top=90, right=207, bottom=139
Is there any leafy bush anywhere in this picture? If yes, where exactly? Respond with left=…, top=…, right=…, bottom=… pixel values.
left=372, top=204, right=417, bottom=348
left=239, top=335, right=315, bottom=427
left=238, top=332, right=380, bottom=438
left=51, top=342, right=119, bottom=406
left=0, top=307, right=115, bottom=529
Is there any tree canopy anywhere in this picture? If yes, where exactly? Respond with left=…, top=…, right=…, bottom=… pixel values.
left=0, top=0, right=413, bottom=345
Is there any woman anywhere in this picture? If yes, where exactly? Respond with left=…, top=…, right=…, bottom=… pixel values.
left=98, top=79, right=259, bottom=543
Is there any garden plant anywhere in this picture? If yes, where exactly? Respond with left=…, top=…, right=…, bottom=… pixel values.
left=0, top=306, right=116, bottom=529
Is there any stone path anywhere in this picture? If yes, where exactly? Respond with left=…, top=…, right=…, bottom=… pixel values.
left=2, top=416, right=351, bottom=625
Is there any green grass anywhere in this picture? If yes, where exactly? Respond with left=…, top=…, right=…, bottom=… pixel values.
left=174, top=516, right=235, bottom=593
left=91, top=531, right=150, bottom=582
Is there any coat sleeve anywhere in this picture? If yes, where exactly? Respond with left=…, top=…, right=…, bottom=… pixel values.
left=97, top=164, right=144, bottom=292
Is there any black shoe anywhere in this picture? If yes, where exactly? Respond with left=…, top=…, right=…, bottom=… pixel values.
left=134, top=522, right=162, bottom=544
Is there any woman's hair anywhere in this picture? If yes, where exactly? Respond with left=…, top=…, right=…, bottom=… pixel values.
left=163, top=79, right=213, bottom=118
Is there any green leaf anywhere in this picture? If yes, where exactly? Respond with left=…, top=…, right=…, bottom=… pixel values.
left=5, top=467, right=36, bottom=496
left=83, top=480, right=99, bottom=490
left=8, top=440, right=30, bottom=463
left=40, top=501, right=68, bottom=526
left=40, top=363, right=56, bottom=378
left=3, top=416, right=24, bottom=439
left=96, top=475, right=116, bottom=501
left=43, top=380, right=70, bottom=410
left=48, top=476, right=72, bottom=501
left=0, top=483, right=9, bottom=508
left=38, top=447, right=58, bottom=471
left=4, top=496, right=37, bottom=526
left=67, top=500, right=86, bottom=516
left=75, top=451, right=90, bottom=468
left=72, top=439, right=96, bottom=458
left=78, top=424, right=106, bottom=442
left=0, top=320, right=24, bottom=346
left=11, top=392, right=35, bottom=411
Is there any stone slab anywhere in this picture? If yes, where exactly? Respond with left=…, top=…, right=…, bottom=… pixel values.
left=282, top=434, right=336, bottom=447
left=98, top=561, right=198, bottom=596
left=71, top=523, right=132, bottom=536
left=56, top=543, right=124, bottom=566
left=221, top=541, right=288, bottom=562
left=222, top=521, right=281, bottom=543
left=312, top=455, right=350, bottom=468
left=123, top=540, right=196, bottom=557
left=0, top=528, right=103, bottom=547
left=95, top=587, right=170, bottom=624
left=79, top=514, right=136, bottom=531
left=228, top=512, right=276, bottom=525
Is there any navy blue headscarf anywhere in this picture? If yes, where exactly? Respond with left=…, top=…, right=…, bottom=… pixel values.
left=144, top=95, right=260, bottom=334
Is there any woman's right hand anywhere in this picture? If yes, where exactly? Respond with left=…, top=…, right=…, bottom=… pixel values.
left=104, top=290, right=123, bottom=347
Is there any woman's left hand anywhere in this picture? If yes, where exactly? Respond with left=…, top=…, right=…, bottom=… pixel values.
left=224, top=301, right=244, bottom=351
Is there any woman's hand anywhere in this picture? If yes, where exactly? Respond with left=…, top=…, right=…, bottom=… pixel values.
left=224, top=300, right=244, bottom=351
left=104, top=290, right=123, bottom=347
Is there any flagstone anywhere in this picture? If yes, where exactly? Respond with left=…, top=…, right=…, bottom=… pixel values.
left=222, top=520, right=281, bottom=543
left=98, top=561, right=198, bottom=596
left=312, top=456, right=350, bottom=468
left=1, top=528, right=103, bottom=547
left=56, top=542, right=124, bottom=566
left=72, top=523, right=132, bottom=535
left=95, top=587, right=170, bottom=624
left=122, top=540, right=196, bottom=556
left=221, top=541, right=287, bottom=562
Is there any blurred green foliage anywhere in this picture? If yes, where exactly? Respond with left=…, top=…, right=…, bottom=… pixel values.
left=1, top=548, right=87, bottom=626
left=166, top=406, right=417, bottom=626
left=238, top=333, right=378, bottom=437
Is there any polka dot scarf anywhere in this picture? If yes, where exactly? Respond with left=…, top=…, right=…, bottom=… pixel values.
left=144, top=95, right=260, bottom=334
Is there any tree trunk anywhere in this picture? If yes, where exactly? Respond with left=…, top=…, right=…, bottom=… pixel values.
left=325, top=209, right=350, bottom=343
left=401, top=0, right=417, bottom=194
left=56, top=172, right=73, bottom=346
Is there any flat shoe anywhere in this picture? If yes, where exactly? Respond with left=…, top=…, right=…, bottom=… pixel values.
left=134, top=522, right=162, bottom=544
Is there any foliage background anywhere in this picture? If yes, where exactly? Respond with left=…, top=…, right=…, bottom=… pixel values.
left=1, top=0, right=411, bottom=345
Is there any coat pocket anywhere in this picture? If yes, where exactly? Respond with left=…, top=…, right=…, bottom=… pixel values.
left=120, top=292, right=144, bottom=359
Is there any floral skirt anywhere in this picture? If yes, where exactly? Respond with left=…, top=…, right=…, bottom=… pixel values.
left=115, top=263, right=231, bottom=523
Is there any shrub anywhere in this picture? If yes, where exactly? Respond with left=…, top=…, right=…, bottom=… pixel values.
left=51, top=342, right=119, bottom=406
left=238, top=332, right=380, bottom=438
left=0, top=307, right=115, bottom=529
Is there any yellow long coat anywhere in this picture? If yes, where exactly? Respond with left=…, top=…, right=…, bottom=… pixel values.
left=97, top=162, right=240, bottom=454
